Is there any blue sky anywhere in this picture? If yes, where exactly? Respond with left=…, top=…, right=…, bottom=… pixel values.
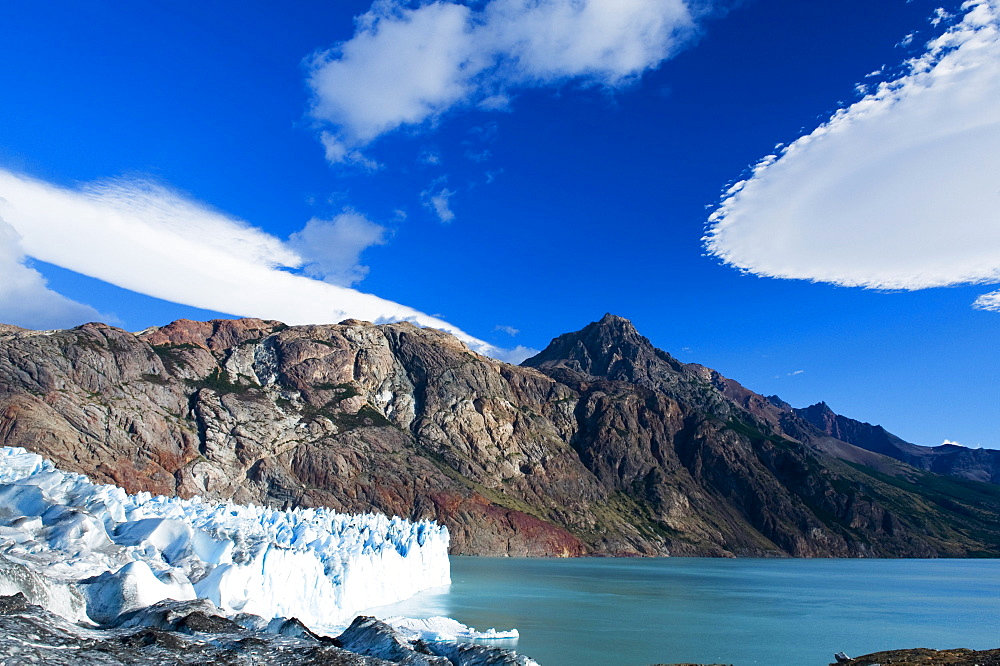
left=1, top=0, right=998, bottom=448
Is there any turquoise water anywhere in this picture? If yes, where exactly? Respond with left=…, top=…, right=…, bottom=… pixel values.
left=367, top=557, right=1000, bottom=665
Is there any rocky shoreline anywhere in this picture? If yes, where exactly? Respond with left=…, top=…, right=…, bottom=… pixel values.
left=0, top=592, right=538, bottom=666
left=830, top=648, right=1000, bottom=666
left=654, top=649, right=1000, bottom=666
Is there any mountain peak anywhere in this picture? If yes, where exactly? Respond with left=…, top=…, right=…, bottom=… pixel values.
left=595, top=312, right=632, bottom=327
left=581, top=313, right=643, bottom=344
left=522, top=314, right=681, bottom=384
left=765, top=394, right=792, bottom=410
left=801, top=401, right=835, bottom=417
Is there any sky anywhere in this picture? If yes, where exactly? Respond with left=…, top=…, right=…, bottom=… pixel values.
left=0, top=0, right=997, bottom=449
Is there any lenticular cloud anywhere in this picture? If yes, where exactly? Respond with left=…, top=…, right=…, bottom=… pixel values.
left=0, top=169, right=493, bottom=353
left=0, top=218, right=111, bottom=329
left=705, top=0, right=1000, bottom=304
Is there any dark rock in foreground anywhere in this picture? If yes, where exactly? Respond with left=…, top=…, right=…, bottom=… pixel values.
left=0, top=594, right=537, bottom=666
left=831, top=647, right=1000, bottom=665
left=337, top=616, right=535, bottom=665
left=0, top=595, right=381, bottom=665
left=337, top=615, right=450, bottom=665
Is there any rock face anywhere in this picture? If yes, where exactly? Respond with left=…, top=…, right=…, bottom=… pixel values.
left=1, top=314, right=998, bottom=557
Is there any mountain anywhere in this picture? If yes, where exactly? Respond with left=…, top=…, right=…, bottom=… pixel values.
left=795, top=401, right=1000, bottom=484
left=1, top=314, right=998, bottom=558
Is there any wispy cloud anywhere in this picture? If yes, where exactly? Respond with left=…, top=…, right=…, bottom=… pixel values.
left=308, top=0, right=698, bottom=162
left=320, top=131, right=382, bottom=170
left=0, top=217, right=112, bottom=329
left=287, top=211, right=388, bottom=286
left=931, top=7, right=955, bottom=27
left=495, top=324, right=519, bottom=336
left=974, top=289, right=1000, bottom=311
left=705, top=1, right=1000, bottom=309
left=0, top=169, right=500, bottom=354
left=420, top=150, right=442, bottom=165
left=421, top=183, right=457, bottom=223
left=491, top=345, right=538, bottom=365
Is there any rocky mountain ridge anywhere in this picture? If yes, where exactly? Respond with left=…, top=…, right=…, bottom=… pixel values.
left=795, top=400, right=1000, bottom=484
left=1, top=314, right=998, bottom=557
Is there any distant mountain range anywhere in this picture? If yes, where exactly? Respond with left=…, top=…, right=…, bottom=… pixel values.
left=792, top=401, right=999, bottom=484
left=1, top=314, right=998, bottom=557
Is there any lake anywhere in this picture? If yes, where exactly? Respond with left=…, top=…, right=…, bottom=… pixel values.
left=366, top=556, right=1000, bottom=665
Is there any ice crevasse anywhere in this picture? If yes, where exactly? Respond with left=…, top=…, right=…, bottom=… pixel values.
left=0, top=446, right=451, bottom=632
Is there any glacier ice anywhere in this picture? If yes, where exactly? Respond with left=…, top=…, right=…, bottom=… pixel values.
left=387, top=616, right=519, bottom=642
left=0, top=446, right=451, bottom=632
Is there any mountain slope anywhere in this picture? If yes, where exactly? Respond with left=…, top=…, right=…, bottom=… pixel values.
left=1, top=315, right=997, bottom=557
left=796, top=401, right=1000, bottom=484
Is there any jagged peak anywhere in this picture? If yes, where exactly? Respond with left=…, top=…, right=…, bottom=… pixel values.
left=794, top=402, right=839, bottom=432
left=596, top=312, right=632, bottom=326
left=765, top=394, right=792, bottom=411
left=566, top=313, right=644, bottom=344
left=522, top=314, right=681, bottom=384
left=590, top=313, right=641, bottom=336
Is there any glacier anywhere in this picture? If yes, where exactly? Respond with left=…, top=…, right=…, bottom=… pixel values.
left=0, top=446, right=452, bottom=632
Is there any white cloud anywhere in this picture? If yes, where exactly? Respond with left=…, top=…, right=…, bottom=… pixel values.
left=0, top=169, right=498, bottom=354
left=422, top=185, right=456, bottom=223
left=320, top=132, right=382, bottom=170
left=973, top=289, right=1000, bottom=311
left=309, top=1, right=479, bottom=151
left=931, top=7, right=955, bottom=27
left=308, top=0, right=697, bottom=161
left=490, top=344, right=539, bottom=365
left=80, top=178, right=300, bottom=269
left=705, top=1, right=1000, bottom=308
left=288, top=211, right=388, bottom=286
left=0, top=217, right=111, bottom=329
left=420, top=150, right=442, bottom=165
left=482, top=0, right=693, bottom=84
left=495, top=324, right=519, bottom=336
left=941, top=438, right=965, bottom=447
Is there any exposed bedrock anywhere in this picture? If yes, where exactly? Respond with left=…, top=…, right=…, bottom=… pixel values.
left=1, top=315, right=998, bottom=557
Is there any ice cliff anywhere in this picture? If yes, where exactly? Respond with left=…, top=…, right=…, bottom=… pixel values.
left=0, top=446, right=450, bottom=631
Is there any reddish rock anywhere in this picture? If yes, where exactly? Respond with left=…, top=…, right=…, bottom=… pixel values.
left=1, top=315, right=998, bottom=558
